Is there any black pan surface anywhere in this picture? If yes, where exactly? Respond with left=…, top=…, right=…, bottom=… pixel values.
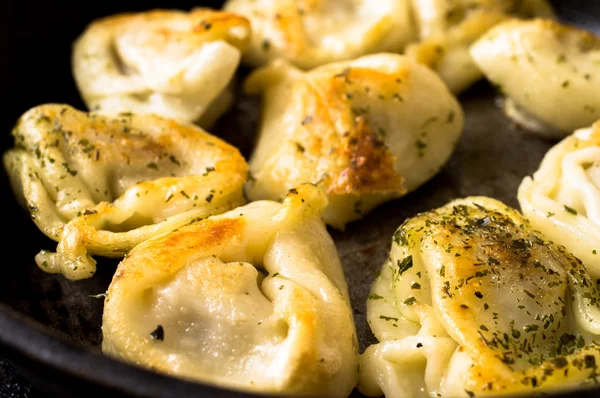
left=1, top=0, right=599, bottom=397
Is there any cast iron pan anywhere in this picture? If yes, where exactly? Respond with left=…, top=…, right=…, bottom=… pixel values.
left=1, top=0, right=599, bottom=397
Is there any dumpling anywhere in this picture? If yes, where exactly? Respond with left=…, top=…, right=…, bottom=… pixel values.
left=2, top=104, right=248, bottom=280
left=72, top=9, right=251, bottom=127
left=359, top=197, right=600, bottom=397
left=518, top=121, right=600, bottom=280
left=223, top=0, right=415, bottom=69
left=470, top=19, right=600, bottom=138
left=244, top=54, right=464, bottom=229
left=102, top=184, right=359, bottom=396
left=406, top=0, right=555, bottom=94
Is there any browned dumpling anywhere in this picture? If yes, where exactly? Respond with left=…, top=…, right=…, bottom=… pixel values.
left=223, top=0, right=416, bottom=69
left=3, top=104, right=248, bottom=280
left=360, top=196, right=600, bottom=397
left=245, top=54, right=464, bottom=229
left=102, top=184, right=358, bottom=396
left=72, top=9, right=251, bottom=127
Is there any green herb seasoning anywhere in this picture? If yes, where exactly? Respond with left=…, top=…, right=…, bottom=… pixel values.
left=397, top=255, right=413, bottom=276
left=564, top=205, right=578, bottom=215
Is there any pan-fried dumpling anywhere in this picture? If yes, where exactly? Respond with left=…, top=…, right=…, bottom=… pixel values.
left=102, top=184, right=359, bottom=396
left=222, top=0, right=415, bottom=69
left=518, top=121, right=600, bottom=280
left=360, top=197, right=600, bottom=398
left=72, top=9, right=251, bottom=127
left=471, top=19, right=600, bottom=138
left=406, top=0, right=554, bottom=94
left=244, top=54, right=464, bottom=229
left=2, top=104, right=248, bottom=280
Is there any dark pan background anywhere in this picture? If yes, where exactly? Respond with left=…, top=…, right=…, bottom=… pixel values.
left=1, top=0, right=599, bottom=397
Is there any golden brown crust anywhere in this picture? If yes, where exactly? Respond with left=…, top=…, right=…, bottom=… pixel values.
left=114, top=217, right=244, bottom=283
left=86, top=8, right=251, bottom=49
left=327, top=117, right=403, bottom=194
left=295, top=66, right=409, bottom=195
